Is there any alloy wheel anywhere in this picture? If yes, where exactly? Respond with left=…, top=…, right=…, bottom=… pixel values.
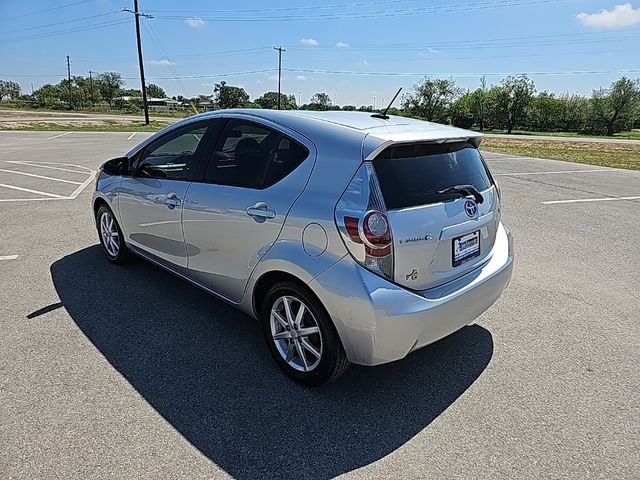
left=270, top=295, right=323, bottom=372
left=99, top=211, right=120, bottom=258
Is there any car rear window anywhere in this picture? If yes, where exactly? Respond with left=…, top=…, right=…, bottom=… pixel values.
left=373, top=142, right=493, bottom=210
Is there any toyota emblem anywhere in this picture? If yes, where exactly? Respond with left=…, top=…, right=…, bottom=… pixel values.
left=464, top=200, right=477, bottom=217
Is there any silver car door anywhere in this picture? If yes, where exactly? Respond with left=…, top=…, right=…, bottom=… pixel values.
left=182, top=117, right=315, bottom=303
left=117, top=121, right=214, bottom=268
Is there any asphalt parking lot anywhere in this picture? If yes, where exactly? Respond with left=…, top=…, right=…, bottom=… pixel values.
left=1, top=130, right=638, bottom=479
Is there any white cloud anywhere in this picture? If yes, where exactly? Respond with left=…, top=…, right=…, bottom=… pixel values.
left=576, top=3, right=640, bottom=29
left=150, top=59, right=175, bottom=66
left=185, top=17, right=206, bottom=28
left=296, top=75, right=308, bottom=81
left=300, top=38, right=319, bottom=46
left=360, top=60, right=370, bottom=67
left=336, top=42, right=350, bottom=48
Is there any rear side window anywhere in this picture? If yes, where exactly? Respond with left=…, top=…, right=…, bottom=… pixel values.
left=204, top=119, right=308, bottom=189
left=373, top=142, right=492, bottom=210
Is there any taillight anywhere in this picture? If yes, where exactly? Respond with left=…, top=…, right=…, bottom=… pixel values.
left=335, top=163, right=393, bottom=280
left=362, top=210, right=391, bottom=257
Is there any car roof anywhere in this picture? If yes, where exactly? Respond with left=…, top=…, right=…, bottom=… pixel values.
left=198, top=109, right=479, bottom=138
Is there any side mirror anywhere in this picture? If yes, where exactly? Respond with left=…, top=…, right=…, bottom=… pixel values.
left=101, top=156, right=128, bottom=176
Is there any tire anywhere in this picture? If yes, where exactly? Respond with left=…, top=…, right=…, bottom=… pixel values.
left=95, top=204, right=131, bottom=265
left=261, top=281, right=349, bottom=386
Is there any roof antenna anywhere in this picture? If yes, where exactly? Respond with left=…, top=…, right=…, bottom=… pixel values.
left=371, top=87, right=402, bottom=120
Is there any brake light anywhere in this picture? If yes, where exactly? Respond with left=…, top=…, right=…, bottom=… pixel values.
left=335, top=163, right=394, bottom=280
left=344, top=216, right=362, bottom=243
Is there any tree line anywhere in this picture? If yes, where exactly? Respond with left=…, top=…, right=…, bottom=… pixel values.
left=2, top=73, right=639, bottom=136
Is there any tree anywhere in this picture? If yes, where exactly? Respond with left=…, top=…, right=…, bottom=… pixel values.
left=255, top=91, right=297, bottom=109
left=402, top=78, right=459, bottom=123
left=589, top=77, right=640, bottom=136
left=0, top=80, right=21, bottom=100
left=450, top=91, right=475, bottom=129
left=214, top=81, right=250, bottom=109
left=96, top=72, right=124, bottom=107
left=146, top=83, right=166, bottom=98
left=306, top=92, right=332, bottom=111
left=526, top=91, right=566, bottom=132
left=33, top=83, right=65, bottom=108
left=490, top=75, right=535, bottom=134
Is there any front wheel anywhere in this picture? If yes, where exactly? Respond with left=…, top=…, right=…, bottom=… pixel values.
left=96, top=204, right=131, bottom=264
left=262, top=281, right=349, bottom=386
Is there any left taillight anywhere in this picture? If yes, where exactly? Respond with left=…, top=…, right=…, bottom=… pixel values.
left=335, top=163, right=393, bottom=280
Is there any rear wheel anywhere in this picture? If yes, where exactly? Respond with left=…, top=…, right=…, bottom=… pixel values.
left=261, top=281, right=349, bottom=386
left=96, top=204, right=131, bottom=264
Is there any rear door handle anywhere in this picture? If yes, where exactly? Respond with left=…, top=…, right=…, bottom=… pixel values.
left=164, top=193, right=182, bottom=209
left=246, top=202, right=276, bottom=221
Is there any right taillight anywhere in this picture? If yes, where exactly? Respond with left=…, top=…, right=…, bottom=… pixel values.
left=335, top=163, right=393, bottom=280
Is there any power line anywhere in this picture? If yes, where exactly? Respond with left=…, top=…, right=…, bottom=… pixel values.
left=283, top=67, right=640, bottom=77
left=141, top=18, right=198, bottom=113
left=148, top=0, right=419, bottom=14
left=4, top=0, right=93, bottom=21
left=3, top=19, right=130, bottom=44
left=153, top=0, right=569, bottom=22
left=0, top=12, right=120, bottom=36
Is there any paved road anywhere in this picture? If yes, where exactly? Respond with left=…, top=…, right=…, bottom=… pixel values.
left=0, top=132, right=638, bottom=479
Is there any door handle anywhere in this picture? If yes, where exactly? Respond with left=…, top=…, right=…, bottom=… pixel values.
left=164, top=193, right=182, bottom=209
left=246, top=202, right=276, bottom=221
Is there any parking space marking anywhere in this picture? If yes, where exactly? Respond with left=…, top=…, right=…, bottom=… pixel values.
left=127, top=132, right=137, bottom=140
left=0, top=255, right=19, bottom=261
left=0, top=183, right=65, bottom=198
left=0, top=161, right=96, bottom=202
left=0, top=168, right=83, bottom=185
left=495, top=169, right=615, bottom=176
left=543, top=196, right=640, bottom=205
left=5, top=160, right=89, bottom=175
left=46, top=132, right=73, bottom=140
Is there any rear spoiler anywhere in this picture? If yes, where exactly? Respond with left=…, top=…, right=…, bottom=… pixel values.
left=363, top=129, right=483, bottom=161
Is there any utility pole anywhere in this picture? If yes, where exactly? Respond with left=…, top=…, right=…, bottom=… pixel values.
left=66, top=55, right=72, bottom=109
left=123, top=1, right=152, bottom=124
left=273, top=46, right=285, bottom=109
left=88, top=70, right=95, bottom=105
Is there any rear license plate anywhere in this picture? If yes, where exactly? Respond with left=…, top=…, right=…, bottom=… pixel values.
left=452, top=231, right=480, bottom=267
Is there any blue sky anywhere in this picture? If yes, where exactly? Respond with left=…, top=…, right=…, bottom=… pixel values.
left=1, top=0, right=639, bottom=107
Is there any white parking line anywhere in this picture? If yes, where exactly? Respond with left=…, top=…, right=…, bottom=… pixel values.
left=0, top=255, right=19, bottom=261
left=0, top=168, right=82, bottom=185
left=5, top=161, right=89, bottom=175
left=46, top=132, right=73, bottom=140
left=127, top=132, right=137, bottom=140
left=0, top=161, right=96, bottom=202
left=0, top=183, right=65, bottom=198
left=495, top=169, right=615, bottom=176
left=543, top=196, right=640, bottom=205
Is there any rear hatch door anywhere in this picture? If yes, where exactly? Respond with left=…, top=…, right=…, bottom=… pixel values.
left=372, top=140, right=499, bottom=291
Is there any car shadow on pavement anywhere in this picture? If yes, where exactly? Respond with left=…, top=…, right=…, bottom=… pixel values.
left=51, top=246, right=494, bottom=480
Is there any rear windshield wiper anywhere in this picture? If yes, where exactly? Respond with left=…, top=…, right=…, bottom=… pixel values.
left=436, top=184, right=484, bottom=204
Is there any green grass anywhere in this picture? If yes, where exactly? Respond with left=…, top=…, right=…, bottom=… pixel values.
left=482, top=137, right=640, bottom=171
left=0, top=120, right=170, bottom=132
left=481, top=129, right=640, bottom=141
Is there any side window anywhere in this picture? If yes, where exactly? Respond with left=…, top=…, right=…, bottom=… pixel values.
left=135, top=124, right=209, bottom=180
left=204, top=119, right=308, bottom=189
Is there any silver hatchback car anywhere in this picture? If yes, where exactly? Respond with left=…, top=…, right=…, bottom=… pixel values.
left=93, top=110, right=513, bottom=386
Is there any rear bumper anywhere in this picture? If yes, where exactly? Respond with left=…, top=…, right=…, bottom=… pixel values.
left=309, top=222, right=514, bottom=366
